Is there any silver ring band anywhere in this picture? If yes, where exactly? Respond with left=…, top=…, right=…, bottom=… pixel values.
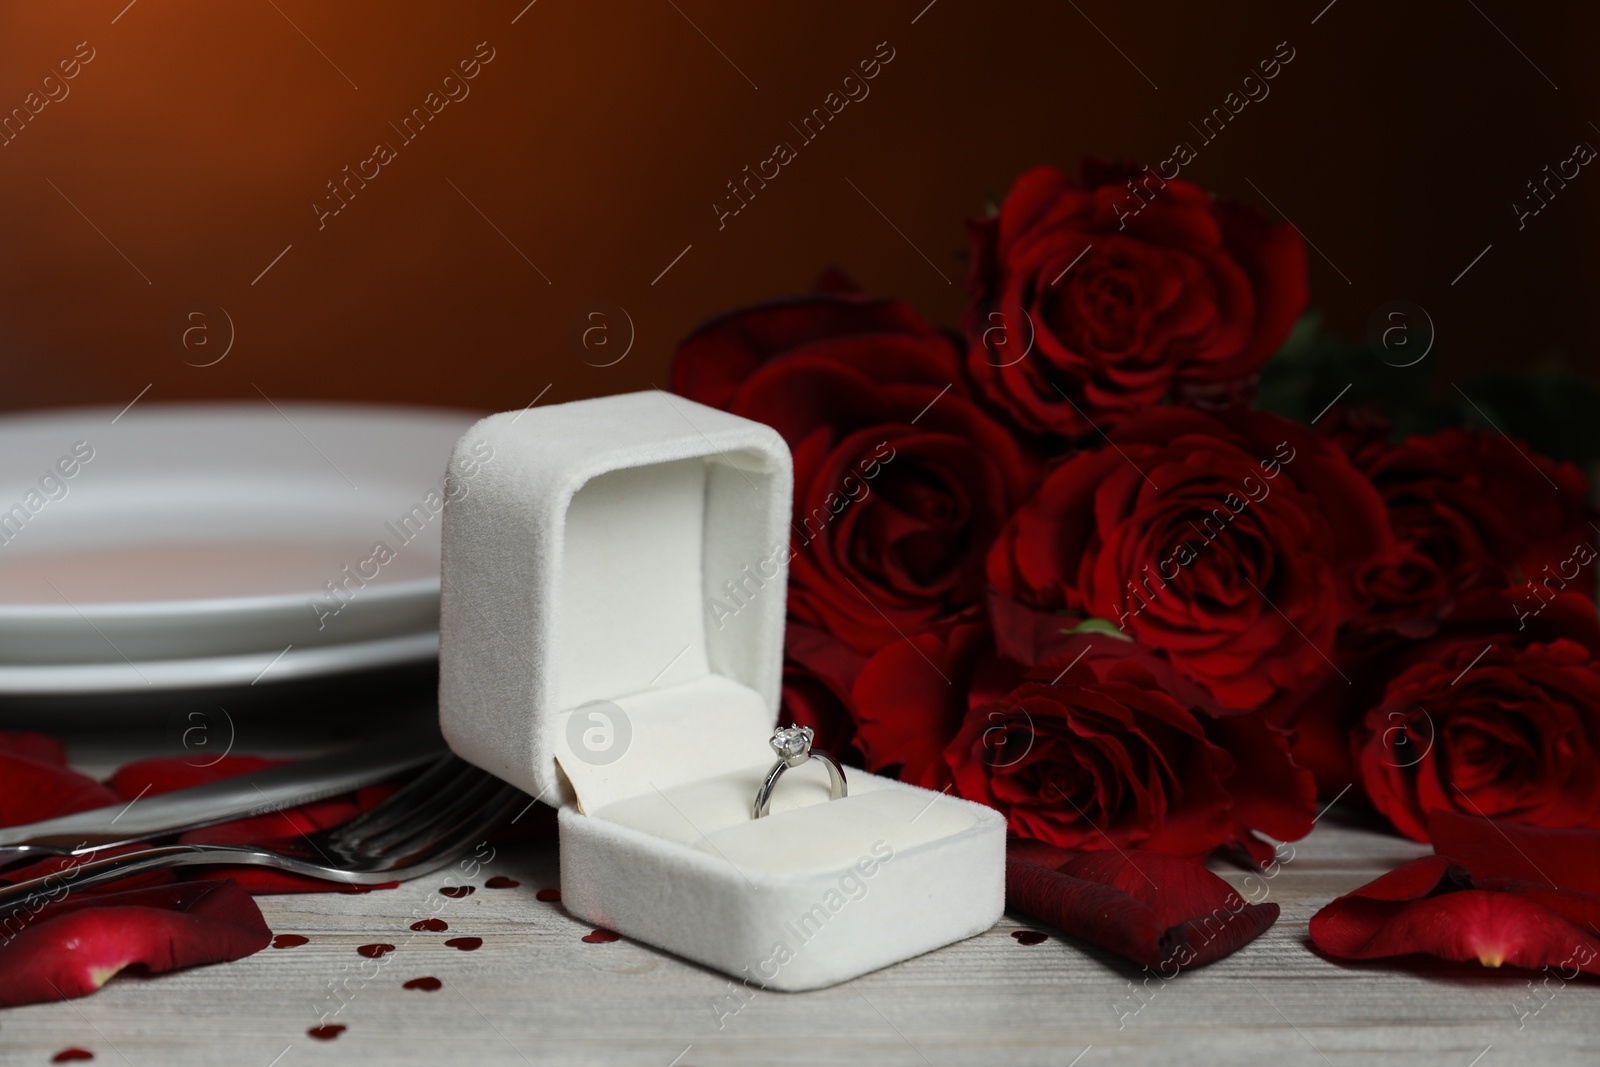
left=753, top=725, right=848, bottom=819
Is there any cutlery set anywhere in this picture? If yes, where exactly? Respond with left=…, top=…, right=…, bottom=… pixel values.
left=0, top=731, right=525, bottom=913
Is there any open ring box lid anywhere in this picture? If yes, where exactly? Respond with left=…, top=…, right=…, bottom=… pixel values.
left=439, top=391, right=1004, bottom=991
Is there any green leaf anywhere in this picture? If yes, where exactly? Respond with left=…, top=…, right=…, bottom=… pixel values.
left=1061, top=617, right=1133, bottom=641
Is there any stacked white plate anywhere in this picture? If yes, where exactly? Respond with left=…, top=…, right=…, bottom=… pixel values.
left=0, top=403, right=478, bottom=694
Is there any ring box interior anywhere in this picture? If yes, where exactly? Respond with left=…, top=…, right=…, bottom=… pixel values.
left=438, top=391, right=1005, bottom=991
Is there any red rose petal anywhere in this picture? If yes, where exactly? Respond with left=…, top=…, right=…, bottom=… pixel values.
left=107, top=755, right=281, bottom=799
left=411, top=918, right=449, bottom=931
left=0, top=753, right=120, bottom=827
left=853, top=622, right=992, bottom=788
left=581, top=929, right=620, bottom=944
left=1428, top=809, right=1600, bottom=892
left=403, top=976, right=442, bottom=991
left=105, top=756, right=400, bottom=896
left=445, top=936, right=483, bottom=951
left=783, top=622, right=869, bottom=759
left=0, top=730, right=69, bottom=765
left=1202, top=713, right=1317, bottom=861
left=1005, top=851, right=1278, bottom=969
left=1309, top=856, right=1600, bottom=972
left=307, top=1025, right=345, bottom=1041
left=0, top=880, right=271, bottom=1007
left=535, top=888, right=560, bottom=903
left=484, top=876, right=519, bottom=889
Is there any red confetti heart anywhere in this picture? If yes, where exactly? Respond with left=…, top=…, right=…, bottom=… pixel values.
left=356, top=943, right=395, bottom=959
left=582, top=929, right=620, bottom=944
left=271, top=934, right=308, bottom=949
left=445, top=937, right=482, bottom=951
left=439, top=886, right=474, bottom=898
left=535, top=888, right=561, bottom=902
left=410, top=918, right=448, bottom=932
left=485, top=876, right=520, bottom=889
left=52, top=1051, right=94, bottom=1064
left=1011, top=930, right=1048, bottom=945
left=403, top=976, right=442, bottom=991
left=307, top=1025, right=345, bottom=1041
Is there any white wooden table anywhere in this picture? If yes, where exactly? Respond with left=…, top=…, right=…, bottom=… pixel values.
left=3, top=808, right=1595, bottom=1066
left=0, top=698, right=1591, bottom=1067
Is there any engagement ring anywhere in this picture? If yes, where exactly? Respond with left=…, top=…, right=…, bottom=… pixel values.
left=752, top=724, right=847, bottom=819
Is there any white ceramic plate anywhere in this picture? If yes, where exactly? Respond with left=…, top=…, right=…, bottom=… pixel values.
left=0, top=402, right=479, bottom=693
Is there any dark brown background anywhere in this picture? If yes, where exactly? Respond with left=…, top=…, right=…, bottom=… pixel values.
left=1, top=0, right=1594, bottom=417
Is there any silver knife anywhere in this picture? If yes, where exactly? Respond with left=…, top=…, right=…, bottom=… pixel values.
left=0, top=728, right=446, bottom=854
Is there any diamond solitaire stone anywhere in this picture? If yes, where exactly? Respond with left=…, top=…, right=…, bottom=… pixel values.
left=770, top=724, right=814, bottom=765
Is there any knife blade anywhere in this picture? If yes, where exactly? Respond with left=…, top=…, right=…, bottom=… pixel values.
left=0, top=727, right=446, bottom=852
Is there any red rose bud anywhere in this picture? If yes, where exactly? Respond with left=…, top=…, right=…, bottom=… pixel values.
left=961, top=161, right=1307, bottom=439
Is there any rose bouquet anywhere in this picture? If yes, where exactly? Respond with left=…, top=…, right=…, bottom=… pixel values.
left=3, top=159, right=1597, bottom=1008
left=672, top=159, right=1600, bottom=972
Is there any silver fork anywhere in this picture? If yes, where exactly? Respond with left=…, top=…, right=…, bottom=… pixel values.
left=0, top=756, right=527, bottom=914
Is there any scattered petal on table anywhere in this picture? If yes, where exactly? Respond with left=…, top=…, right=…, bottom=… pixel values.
left=1005, top=850, right=1278, bottom=970
left=0, top=880, right=271, bottom=1007
left=1428, top=809, right=1600, bottom=892
left=106, top=755, right=281, bottom=799
left=0, top=752, right=119, bottom=827
left=1309, top=855, right=1600, bottom=972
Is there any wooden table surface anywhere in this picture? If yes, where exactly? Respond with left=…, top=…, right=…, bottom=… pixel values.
left=3, top=804, right=1596, bottom=1067
left=0, top=700, right=1592, bottom=1067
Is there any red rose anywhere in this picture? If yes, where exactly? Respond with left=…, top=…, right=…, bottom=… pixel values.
left=934, top=634, right=1313, bottom=860
left=673, top=293, right=1035, bottom=653
left=963, top=161, right=1307, bottom=438
left=987, top=407, right=1390, bottom=711
left=1335, top=418, right=1594, bottom=637
left=1356, top=607, right=1600, bottom=841
left=1282, top=587, right=1600, bottom=809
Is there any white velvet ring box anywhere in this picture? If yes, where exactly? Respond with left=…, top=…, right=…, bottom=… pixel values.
left=437, top=390, right=1005, bottom=991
